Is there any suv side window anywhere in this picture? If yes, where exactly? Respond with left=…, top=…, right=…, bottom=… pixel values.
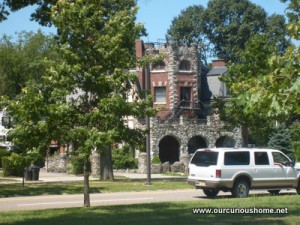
left=272, top=152, right=290, bottom=164
left=224, top=152, right=250, bottom=165
left=191, top=151, right=218, bottom=167
left=255, top=152, right=269, bottom=165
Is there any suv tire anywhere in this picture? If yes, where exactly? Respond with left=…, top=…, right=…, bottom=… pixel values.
left=297, top=180, right=300, bottom=195
left=203, top=189, right=219, bottom=198
left=232, top=180, right=249, bottom=198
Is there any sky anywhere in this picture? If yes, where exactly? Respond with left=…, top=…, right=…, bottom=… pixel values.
left=0, top=0, right=289, bottom=43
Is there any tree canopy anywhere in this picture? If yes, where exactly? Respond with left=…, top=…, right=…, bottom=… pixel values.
left=220, top=0, right=299, bottom=147
left=0, top=0, right=56, bottom=26
left=167, top=0, right=290, bottom=63
left=226, top=0, right=299, bottom=121
left=0, top=31, right=59, bottom=99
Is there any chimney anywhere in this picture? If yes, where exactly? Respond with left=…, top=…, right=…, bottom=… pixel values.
left=135, top=39, right=145, bottom=89
left=135, top=39, right=145, bottom=58
left=212, top=59, right=226, bottom=68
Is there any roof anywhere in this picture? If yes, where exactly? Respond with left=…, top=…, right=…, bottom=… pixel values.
left=207, top=66, right=227, bottom=76
left=195, top=148, right=282, bottom=152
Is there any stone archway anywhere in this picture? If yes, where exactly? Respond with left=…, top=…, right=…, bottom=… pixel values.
left=216, top=136, right=235, bottom=147
left=159, top=135, right=180, bottom=164
left=188, top=136, right=208, bottom=154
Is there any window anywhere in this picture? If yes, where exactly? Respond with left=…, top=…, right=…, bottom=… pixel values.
left=272, top=152, right=290, bottom=164
left=255, top=152, right=269, bottom=165
left=191, top=151, right=219, bottom=167
left=154, top=87, right=166, bottom=103
left=224, top=152, right=250, bottom=165
left=179, top=60, right=191, bottom=71
left=152, top=60, right=166, bottom=70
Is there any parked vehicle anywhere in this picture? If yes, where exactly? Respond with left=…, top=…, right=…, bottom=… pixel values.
left=187, top=148, right=300, bottom=198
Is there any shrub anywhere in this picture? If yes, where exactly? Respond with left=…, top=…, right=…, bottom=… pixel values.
left=268, top=126, right=294, bottom=159
left=112, top=147, right=137, bottom=169
left=290, top=122, right=300, bottom=161
left=0, top=148, right=11, bottom=168
left=151, top=154, right=161, bottom=164
left=70, top=155, right=87, bottom=175
left=2, top=153, right=30, bottom=177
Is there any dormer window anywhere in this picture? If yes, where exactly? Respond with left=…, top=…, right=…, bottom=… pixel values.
left=152, top=60, right=166, bottom=71
left=179, top=60, right=191, bottom=71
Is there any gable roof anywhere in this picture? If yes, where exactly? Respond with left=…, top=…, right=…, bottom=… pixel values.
left=207, top=66, right=227, bottom=76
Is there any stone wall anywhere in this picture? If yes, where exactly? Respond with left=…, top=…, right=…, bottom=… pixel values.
left=150, top=116, right=242, bottom=155
left=46, top=154, right=69, bottom=173
left=90, top=151, right=100, bottom=176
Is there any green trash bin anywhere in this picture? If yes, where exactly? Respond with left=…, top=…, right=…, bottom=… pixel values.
left=24, top=168, right=32, bottom=181
left=31, top=166, right=40, bottom=181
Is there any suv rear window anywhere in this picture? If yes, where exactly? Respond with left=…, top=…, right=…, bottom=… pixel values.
left=191, top=151, right=218, bottom=167
left=224, top=151, right=250, bottom=165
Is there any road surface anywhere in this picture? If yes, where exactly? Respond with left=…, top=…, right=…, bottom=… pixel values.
left=0, top=189, right=296, bottom=211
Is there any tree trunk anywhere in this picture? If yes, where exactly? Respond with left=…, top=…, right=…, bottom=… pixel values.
left=99, top=145, right=114, bottom=181
left=241, top=124, right=249, bottom=147
left=83, top=159, right=90, bottom=207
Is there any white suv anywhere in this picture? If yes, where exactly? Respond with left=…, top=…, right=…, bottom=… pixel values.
left=187, top=148, right=300, bottom=198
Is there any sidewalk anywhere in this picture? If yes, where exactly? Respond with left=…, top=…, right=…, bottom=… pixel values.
left=1, top=168, right=185, bottom=183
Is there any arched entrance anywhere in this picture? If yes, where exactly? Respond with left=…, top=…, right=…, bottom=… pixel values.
left=159, top=135, right=180, bottom=164
left=216, top=136, right=235, bottom=147
left=188, top=136, right=207, bottom=154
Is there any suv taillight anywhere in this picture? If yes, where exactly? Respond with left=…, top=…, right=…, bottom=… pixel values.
left=216, top=169, right=221, bottom=178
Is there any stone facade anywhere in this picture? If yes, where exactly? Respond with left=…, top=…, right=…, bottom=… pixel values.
left=134, top=40, right=243, bottom=173
left=46, top=154, right=69, bottom=173
left=150, top=116, right=242, bottom=155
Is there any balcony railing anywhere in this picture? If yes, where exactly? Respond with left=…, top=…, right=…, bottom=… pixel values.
left=158, top=100, right=208, bottom=124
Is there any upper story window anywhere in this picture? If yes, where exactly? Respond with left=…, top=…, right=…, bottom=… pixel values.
left=154, top=87, right=166, bottom=103
left=179, top=60, right=191, bottom=71
left=152, top=60, right=166, bottom=71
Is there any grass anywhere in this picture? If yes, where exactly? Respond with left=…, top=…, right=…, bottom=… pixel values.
left=0, top=178, right=191, bottom=197
left=0, top=195, right=299, bottom=225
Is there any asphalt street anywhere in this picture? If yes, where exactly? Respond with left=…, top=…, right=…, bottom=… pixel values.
left=0, top=189, right=297, bottom=211
left=0, top=169, right=297, bottom=211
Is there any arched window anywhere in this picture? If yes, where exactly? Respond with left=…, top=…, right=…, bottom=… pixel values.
left=152, top=60, right=166, bottom=71
left=179, top=60, right=191, bottom=71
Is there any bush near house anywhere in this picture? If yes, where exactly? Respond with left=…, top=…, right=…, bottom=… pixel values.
left=69, top=155, right=86, bottom=175
left=268, top=126, right=294, bottom=160
left=1, top=153, right=30, bottom=177
left=290, top=122, right=300, bottom=161
left=0, top=148, right=11, bottom=168
left=112, top=147, right=137, bottom=170
left=151, top=154, right=161, bottom=164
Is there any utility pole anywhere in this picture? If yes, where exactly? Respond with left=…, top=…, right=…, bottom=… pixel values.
left=145, top=62, right=152, bottom=185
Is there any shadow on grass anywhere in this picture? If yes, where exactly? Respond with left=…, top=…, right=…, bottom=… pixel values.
left=0, top=201, right=296, bottom=225
left=0, top=178, right=190, bottom=197
left=0, top=181, right=105, bottom=197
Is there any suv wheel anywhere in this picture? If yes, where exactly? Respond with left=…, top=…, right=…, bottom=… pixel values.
left=203, top=189, right=219, bottom=198
left=296, top=180, right=300, bottom=195
left=232, top=180, right=249, bottom=198
left=268, top=190, right=280, bottom=195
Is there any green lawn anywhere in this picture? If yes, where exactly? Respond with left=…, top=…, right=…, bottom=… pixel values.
left=0, top=195, right=299, bottom=225
left=0, top=178, right=191, bottom=197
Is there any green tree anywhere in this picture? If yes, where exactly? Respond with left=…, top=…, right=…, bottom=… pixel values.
left=218, top=34, right=278, bottom=146
left=202, top=0, right=267, bottom=62
left=166, top=5, right=209, bottom=64
left=47, top=0, right=153, bottom=207
left=0, top=0, right=56, bottom=26
left=290, top=121, right=300, bottom=161
left=230, top=0, right=299, bottom=121
left=268, top=126, right=294, bottom=159
left=0, top=31, right=59, bottom=99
